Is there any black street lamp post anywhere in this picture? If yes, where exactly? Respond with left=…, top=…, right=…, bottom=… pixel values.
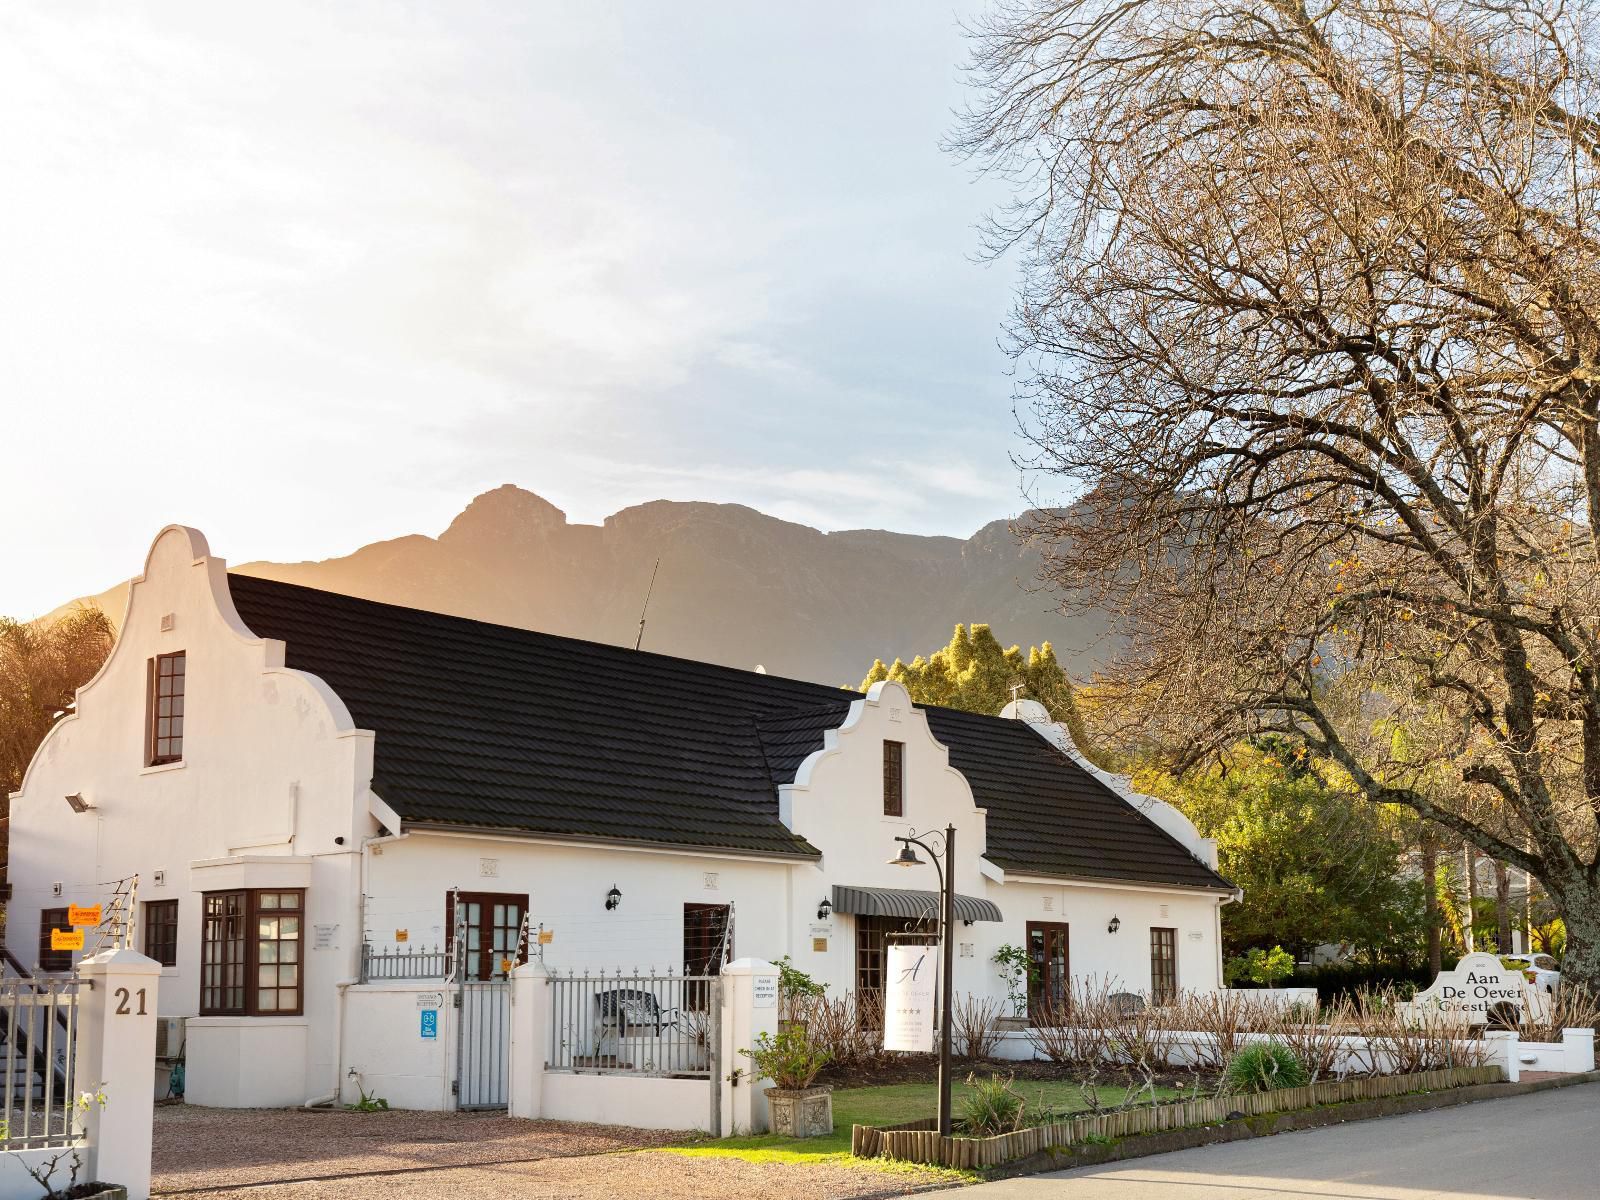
left=888, top=823, right=957, bottom=1137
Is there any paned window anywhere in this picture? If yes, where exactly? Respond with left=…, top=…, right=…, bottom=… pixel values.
left=38, top=908, right=72, bottom=973
left=147, top=651, right=186, bottom=765
left=883, top=740, right=905, bottom=817
left=144, top=899, right=179, bottom=967
left=447, top=891, right=528, bottom=981
left=853, top=915, right=933, bottom=1006
left=1150, top=927, right=1178, bottom=1005
left=201, top=890, right=302, bottom=1015
left=1027, top=921, right=1071, bottom=1020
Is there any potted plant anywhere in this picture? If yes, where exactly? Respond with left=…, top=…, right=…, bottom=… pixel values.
left=740, top=1026, right=833, bottom=1138
left=992, top=944, right=1036, bottom=1030
left=7, top=1088, right=124, bottom=1199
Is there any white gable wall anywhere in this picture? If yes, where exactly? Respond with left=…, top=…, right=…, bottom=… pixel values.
left=5, top=527, right=377, bottom=1105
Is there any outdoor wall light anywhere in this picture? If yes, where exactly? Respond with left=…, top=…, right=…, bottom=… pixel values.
left=64, top=793, right=95, bottom=814
left=1107, top=915, right=1121, bottom=934
left=605, top=885, right=622, bottom=911
left=817, top=897, right=832, bottom=921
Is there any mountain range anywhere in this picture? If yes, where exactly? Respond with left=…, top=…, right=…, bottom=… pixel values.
left=61, top=485, right=1112, bottom=688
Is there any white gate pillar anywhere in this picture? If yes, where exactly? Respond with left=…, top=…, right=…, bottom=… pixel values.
left=1484, top=1029, right=1519, bottom=1082
left=507, top=958, right=549, bottom=1119
left=74, top=948, right=161, bottom=1200
left=719, top=958, right=779, bottom=1137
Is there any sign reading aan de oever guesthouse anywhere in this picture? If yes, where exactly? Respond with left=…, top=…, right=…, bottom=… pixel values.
left=883, top=943, right=935, bottom=1052
left=1410, top=952, right=1530, bottom=1020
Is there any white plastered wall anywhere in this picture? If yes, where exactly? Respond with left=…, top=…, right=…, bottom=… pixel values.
left=778, top=682, right=1225, bottom=1008
left=5, top=526, right=376, bottom=1106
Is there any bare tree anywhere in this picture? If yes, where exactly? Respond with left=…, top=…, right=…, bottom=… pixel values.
left=955, top=0, right=1600, bottom=985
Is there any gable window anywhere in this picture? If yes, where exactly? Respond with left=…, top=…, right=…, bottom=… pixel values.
left=1150, top=927, right=1177, bottom=1005
left=883, top=740, right=905, bottom=817
left=144, top=899, right=179, bottom=967
left=147, top=651, right=186, bottom=765
left=200, top=890, right=302, bottom=1015
left=38, top=908, right=72, bottom=973
left=448, top=891, right=528, bottom=981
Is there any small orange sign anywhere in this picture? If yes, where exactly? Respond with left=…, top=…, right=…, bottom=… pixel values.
left=51, top=930, right=84, bottom=952
left=537, top=930, right=554, bottom=945
left=500, top=957, right=513, bottom=975
left=394, top=929, right=409, bottom=943
left=68, top=904, right=102, bottom=927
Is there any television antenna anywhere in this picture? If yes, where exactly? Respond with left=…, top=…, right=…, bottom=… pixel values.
left=634, top=558, right=661, bottom=651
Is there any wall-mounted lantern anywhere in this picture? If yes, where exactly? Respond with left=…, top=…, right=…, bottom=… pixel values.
left=817, top=897, right=833, bottom=921
left=1107, top=915, right=1121, bottom=934
left=605, top=885, right=622, bottom=911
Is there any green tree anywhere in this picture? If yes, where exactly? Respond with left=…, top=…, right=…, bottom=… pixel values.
left=1, top=608, right=115, bottom=881
left=1143, top=744, right=1426, bottom=961
left=858, top=625, right=1093, bottom=745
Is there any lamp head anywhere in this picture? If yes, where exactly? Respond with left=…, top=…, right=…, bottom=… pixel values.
left=64, top=793, right=94, bottom=814
left=817, top=897, right=833, bottom=921
left=1108, top=914, right=1121, bottom=934
left=888, top=843, right=922, bottom=868
left=605, top=885, right=622, bottom=911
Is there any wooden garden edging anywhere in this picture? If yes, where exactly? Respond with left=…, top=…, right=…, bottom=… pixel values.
left=850, top=1065, right=1503, bottom=1169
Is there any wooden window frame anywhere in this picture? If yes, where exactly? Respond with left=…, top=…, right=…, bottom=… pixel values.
left=146, top=651, right=186, bottom=766
left=38, top=907, right=72, bottom=973
left=1150, top=927, right=1178, bottom=1006
left=1026, top=921, right=1071, bottom=1021
left=199, top=889, right=304, bottom=1016
left=144, top=899, right=179, bottom=968
left=883, top=739, right=905, bottom=817
left=446, top=891, right=529, bottom=981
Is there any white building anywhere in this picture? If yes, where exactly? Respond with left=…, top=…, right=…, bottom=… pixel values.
left=6, top=527, right=1236, bottom=1110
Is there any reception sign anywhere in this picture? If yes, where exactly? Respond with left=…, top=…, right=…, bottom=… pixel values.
left=883, top=943, right=935, bottom=1052
left=1408, top=952, right=1530, bottom=1020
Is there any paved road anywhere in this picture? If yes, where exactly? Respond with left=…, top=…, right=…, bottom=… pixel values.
left=963, top=1083, right=1599, bottom=1199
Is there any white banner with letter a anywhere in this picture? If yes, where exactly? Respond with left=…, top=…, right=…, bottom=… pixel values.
left=883, top=942, right=936, bottom=1052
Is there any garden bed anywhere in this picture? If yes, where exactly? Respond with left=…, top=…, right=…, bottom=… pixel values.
left=851, top=1064, right=1503, bottom=1168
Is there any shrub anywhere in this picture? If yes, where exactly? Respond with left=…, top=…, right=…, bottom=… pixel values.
left=961, top=1072, right=1025, bottom=1136
left=1225, top=946, right=1295, bottom=988
left=954, top=992, right=1005, bottom=1060
left=1292, top=959, right=1451, bottom=1006
left=1223, top=1042, right=1310, bottom=1093
left=774, top=954, right=826, bottom=1023
left=740, top=1026, right=831, bottom=1091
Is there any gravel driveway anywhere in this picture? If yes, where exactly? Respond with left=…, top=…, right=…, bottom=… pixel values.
left=151, top=1105, right=958, bottom=1199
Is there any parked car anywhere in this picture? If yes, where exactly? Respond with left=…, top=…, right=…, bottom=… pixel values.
left=1500, top=953, right=1561, bottom=993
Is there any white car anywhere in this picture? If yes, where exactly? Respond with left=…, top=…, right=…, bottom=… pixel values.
left=1499, top=953, right=1560, bottom=994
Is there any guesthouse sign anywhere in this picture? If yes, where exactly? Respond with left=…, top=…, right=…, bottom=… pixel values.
left=1408, top=952, right=1530, bottom=1021
left=883, top=943, right=935, bottom=1052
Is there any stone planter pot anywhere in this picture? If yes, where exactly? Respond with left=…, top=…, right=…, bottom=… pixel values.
left=765, top=1084, right=833, bottom=1138
left=49, top=1185, right=127, bottom=1200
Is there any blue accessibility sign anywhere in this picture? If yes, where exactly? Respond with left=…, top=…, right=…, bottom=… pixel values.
left=420, top=1008, right=438, bottom=1040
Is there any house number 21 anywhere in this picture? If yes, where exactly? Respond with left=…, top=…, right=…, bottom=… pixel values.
left=114, top=987, right=148, bottom=1016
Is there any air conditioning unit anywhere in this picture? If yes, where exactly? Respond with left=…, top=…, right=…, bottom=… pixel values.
left=154, top=1016, right=186, bottom=1061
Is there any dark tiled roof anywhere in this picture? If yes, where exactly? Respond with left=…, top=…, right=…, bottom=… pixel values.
left=227, top=575, right=1230, bottom=889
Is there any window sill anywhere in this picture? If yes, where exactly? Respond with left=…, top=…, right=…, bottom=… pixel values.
left=187, top=1015, right=308, bottom=1027
left=141, top=760, right=186, bottom=776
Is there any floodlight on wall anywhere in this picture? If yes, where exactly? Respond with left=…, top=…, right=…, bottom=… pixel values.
left=817, top=897, right=832, bottom=921
left=64, top=793, right=95, bottom=814
left=1107, top=915, right=1121, bottom=934
left=605, top=885, right=622, bottom=911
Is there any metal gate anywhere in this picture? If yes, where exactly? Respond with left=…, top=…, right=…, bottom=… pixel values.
left=456, top=979, right=511, bottom=1109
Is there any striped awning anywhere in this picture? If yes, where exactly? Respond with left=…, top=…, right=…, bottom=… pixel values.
left=831, top=884, right=1003, bottom=924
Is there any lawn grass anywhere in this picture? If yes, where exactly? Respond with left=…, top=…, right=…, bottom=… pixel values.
left=652, top=1077, right=1181, bottom=1171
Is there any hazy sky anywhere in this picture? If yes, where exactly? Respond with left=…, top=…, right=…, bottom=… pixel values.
left=1, top=2, right=1025, bottom=619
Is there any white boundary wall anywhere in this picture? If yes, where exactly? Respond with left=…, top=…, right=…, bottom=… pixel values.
left=508, top=957, right=779, bottom=1135
left=0, top=950, right=161, bottom=1200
